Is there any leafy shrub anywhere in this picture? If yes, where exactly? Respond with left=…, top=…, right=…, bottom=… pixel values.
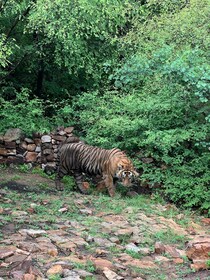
left=0, top=88, right=51, bottom=134
left=71, top=47, right=210, bottom=213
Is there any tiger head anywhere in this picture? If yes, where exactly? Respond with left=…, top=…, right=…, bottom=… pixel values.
left=115, top=159, right=139, bottom=187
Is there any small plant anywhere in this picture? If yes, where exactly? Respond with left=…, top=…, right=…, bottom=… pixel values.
left=18, top=164, right=31, bottom=173
left=206, top=259, right=210, bottom=268
left=125, top=249, right=141, bottom=259
left=86, top=260, right=96, bottom=273
left=48, top=275, right=62, bottom=280
left=154, top=229, right=187, bottom=246
left=62, top=175, right=76, bottom=191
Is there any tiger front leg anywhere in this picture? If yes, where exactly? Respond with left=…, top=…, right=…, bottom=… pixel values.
left=74, top=171, right=89, bottom=194
left=102, top=174, right=116, bottom=197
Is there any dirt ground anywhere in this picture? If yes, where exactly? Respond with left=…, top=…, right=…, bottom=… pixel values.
left=0, top=166, right=209, bottom=280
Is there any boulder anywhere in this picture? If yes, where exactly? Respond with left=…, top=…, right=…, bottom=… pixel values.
left=4, top=128, right=24, bottom=142
left=186, top=235, right=210, bottom=270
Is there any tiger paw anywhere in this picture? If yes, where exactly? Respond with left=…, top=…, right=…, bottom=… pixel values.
left=82, top=181, right=90, bottom=190
left=78, top=182, right=90, bottom=194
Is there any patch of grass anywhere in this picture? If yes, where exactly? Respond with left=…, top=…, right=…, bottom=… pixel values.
left=32, top=166, right=55, bottom=180
left=72, top=260, right=95, bottom=273
left=62, top=175, right=76, bottom=191
left=93, top=194, right=125, bottom=214
left=48, top=275, right=62, bottom=280
left=153, top=229, right=187, bottom=247
left=118, top=233, right=132, bottom=245
left=206, top=259, right=210, bottom=268
left=130, top=266, right=166, bottom=280
left=18, top=164, right=31, bottom=173
left=125, top=249, right=142, bottom=259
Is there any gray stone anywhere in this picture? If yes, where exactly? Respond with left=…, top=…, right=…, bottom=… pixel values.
left=35, top=146, right=41, bottom=152
left=11, top=211, right=28, bottom=217
left=24, top=137, right=34, bottom=144
left=19, top=229, right=46, bottom=237
left=125, top=243, right=140, bottom=253
left=62, top=270, right=82, bottom=279
left=41, top=135, right=52, bottom=143
left=4, top=128, right=24, bottom=142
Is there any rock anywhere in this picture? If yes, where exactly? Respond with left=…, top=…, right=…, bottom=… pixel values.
left=19, top=229, right=46, bottom=238
left=125, top=243, right=139, bottom=253
left=24, top=138, right=34, bottom=144
left=73, top=269, right=93, bottom=278
left=7, top=148, right=16, bottom=155
left=27, top=144, right=36, bottom=152
left=103, top=267, right=123, bottom=280
left=62, top=269, right=83, bottom=279
left=42, top=148, right=52, bottom=155
left=176, top=214, right=185, bottom=220
left=0, top=148, right=7, bottom=156
left=201, top=218, right=210, bottom=225
left=91, top=257, right=114, bottom=271
left=12, top=211, right=28, bottom=217
left=25, top=152, right=37, bottom=162
left=50, top=261, right=74, bottom=270
left=23, top=273, right=36, bottom=280
left=109, top=237, right=120, bottom=244
left=138, top=247, right=151, bottom=255
left=164, top=245, right=181, bottom=258
left=4, top=128, right=24, bottom=142
left=5, top=141, right=16, bottom=149
left=186, top=235, right=210, bottom=270
left=52, top=135, right=67, bottom=142
left=154, top=242, right=165, bottom=254
left=41, top=135, right=52, bottom=143
left=46, top=264, right=63, bottom=276
left=154, top=255, right=171, bottom=263
left=58, top=207, right=68, bottom=213
left=173, top=258, right=184, bottom=264
left=18, top=242, right=40, bottom=253
left=79, top=208, right=93, bottom=215
left=64, top=127, right=74, bottom=134
left=115, top=228, right=133, bottom=236
left=35, top=146, right=41, bottom=153
left=119, top=253, right=157, bottom=269
left=10, top=270, right=24, bottom=280
left=93, top=237, right=114, bottom=248
left=0, top=247, right=16, bottom=259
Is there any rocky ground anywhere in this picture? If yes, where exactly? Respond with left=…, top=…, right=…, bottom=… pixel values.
left=0, top=166, right=209, bottom=280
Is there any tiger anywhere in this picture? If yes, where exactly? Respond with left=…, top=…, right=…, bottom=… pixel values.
left=55, top=141, right=139, bottom=197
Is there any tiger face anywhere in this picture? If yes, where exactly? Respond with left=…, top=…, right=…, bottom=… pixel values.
left=114, top=160, right=139, bottom=187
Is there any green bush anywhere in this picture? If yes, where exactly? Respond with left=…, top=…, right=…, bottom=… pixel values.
left=70, top=47, right=210, bottom=213
left=0, top=88, right=51, bottom=134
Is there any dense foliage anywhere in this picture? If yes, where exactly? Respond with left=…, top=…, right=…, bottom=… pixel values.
left=0, top=0, right=209, bottom=213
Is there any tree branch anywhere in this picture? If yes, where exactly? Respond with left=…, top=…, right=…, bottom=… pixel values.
left=6, top=5, right=31, bottom=38
left=0, top=0, right=8, bottom=13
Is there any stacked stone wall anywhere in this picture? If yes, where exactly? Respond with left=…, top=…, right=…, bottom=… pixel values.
left=0, top=127, right=75, bottom=172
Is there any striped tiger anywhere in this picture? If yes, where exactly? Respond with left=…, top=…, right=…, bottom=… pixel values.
left=55, top=141, right=139, bottom=197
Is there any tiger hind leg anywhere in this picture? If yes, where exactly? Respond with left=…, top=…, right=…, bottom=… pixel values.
left=55, top=166, right=67, bottom=191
